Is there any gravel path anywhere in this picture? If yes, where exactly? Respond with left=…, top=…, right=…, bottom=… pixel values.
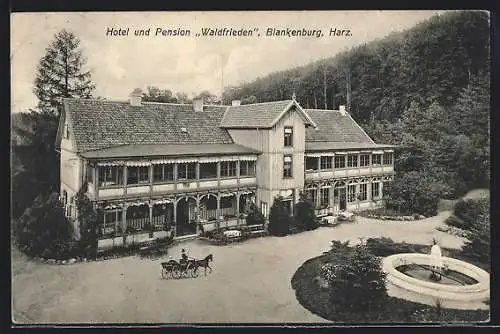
left=12, top=210, right=464, bottom=324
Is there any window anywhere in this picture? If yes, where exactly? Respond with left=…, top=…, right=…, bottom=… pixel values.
left=283, top=155, right=293, bottom=178
left=372, top=154, right=382, bottom=166
left=383, top=152, right=394, bottom=165
left=334, top=156, right=346, bottom=169
left=153, top=164, right=174, bottom=182
left=240, top=161, right=256, bottom=177
left=305, top=157, right=318, bottom=171
left=284, top=127, right=293, bottom=147
left=62, top=190, right=68, bottom=207
left=307, top=189, right=317, bottom=205
left=200, top=162, right=218, bottom=179
left=359, top=183, right=367, bottom=201
left=348, top=184, right=356, bottom=203
left=102, top=210, right=122, bottom=236
left=261, top=202, right=268, bottom=218
left=360, top=154, right=370, bottom=167
left=220, top=161, right=237, bottom=178
left=127, top=166, right=149, bottom=185
left=99, top=166, right=123, bottom=187
left=320, top=188, right=329, bottom=207
left=347, top=154, right=358, bottom=168
left=178, top=163, right=196, bottom=180
left=87, top=165, right=94, bottom=184
left=372, top=182, right=380, bottom=200
left=320, top=156, right=332, bottom=170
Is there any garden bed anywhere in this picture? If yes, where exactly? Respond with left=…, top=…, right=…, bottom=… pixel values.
left=291, top=238, right=489, bottom=323
left=357, top=208, right=427, bottom=221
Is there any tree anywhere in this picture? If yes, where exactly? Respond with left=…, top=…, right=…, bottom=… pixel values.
left=12, top=30, right=95, bottom=219
left=241, top=95, right=258, bottom=105
left=245, top=202, right=265, bottom=226
left=294, top=192, right=318, bottom=231
left=325, top=242, right=387, bottom=313
left=141, top=86, right=178, bottom=103
left=383, top=170, right=440, bottom=216
left=33, top=29, right=95, bottom=113
left=461, top=211, right=490, bottom=264
left=14, top=192, right=74, bottom=260
left=194, top=90, right=219, bottom=105
left=75, top=182, right=101, bottom=257
left=268, top=196, right=290, bottom=236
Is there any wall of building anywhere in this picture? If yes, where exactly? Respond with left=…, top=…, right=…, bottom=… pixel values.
left=59, top=117, right=84, bottom=237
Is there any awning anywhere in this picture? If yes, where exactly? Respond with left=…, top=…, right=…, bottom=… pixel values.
left=173, top=158, right=198, bottom=164
left=240, top=190, right=254, bottom=195
left=128, top=201, right=149, bottom=207
left=98, top=161, right=123, bottom=166
left=152, top=198, right=174, bottom=205
left=384, top=149, right=394, bottom=153
left=347, top=151, right=360, bottom=154
left=238, top=155, right=258, bottom=161
left=151, top=159, right=177, bottom=164
left=220, top=192, right=235, bottom=198
left=199, top=157, right=219, bottom=163
left=126, top=161, right=151, bottom=167
left=104, top=204, right=121, bottom=210
left=335, top=152, right=347, bottom=155
left=305, top=153, right=322, bottom=158
left=220, top=156, right=239, bottom=162
left=372, top=150, right=384, bottom=154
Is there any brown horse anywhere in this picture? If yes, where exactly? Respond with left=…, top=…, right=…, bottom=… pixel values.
left=193, top=254, right=214, bottom=276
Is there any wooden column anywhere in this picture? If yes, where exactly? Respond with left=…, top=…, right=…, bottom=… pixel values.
left=236, top=193, right=240, bottom=216
left=236, top=160, right=240, bottom=185
left=217, top=161, right=221, bottom=188
left=94, top=165, right=99, bottom=201
left=173, top=163, right=178, bottom=191
left=121, top=203, right=127, bottom=245
left=148, top=202, right=153, bottom=237
left=172, top=199, right=177, bottom=238
left=216, top=194, right=221, bottom=218
left=196, top=162, right=200, bottom=188
left=123, top=165, right=127, bottom=196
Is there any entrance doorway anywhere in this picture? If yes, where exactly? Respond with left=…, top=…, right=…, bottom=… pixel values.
left=176, top=197, right=198, bottom=236
left=334, top=182, right=347, bottom=211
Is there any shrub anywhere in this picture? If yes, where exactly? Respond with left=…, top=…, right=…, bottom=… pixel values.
left=326, top=243, right=388, bottom=313
left=245, top=202, right=265, bottom=226
left=365, top=237, right=418, bottom=257
left=75, top=183, right=100, bottom=258
left=294, top=191, right=318, bottom=231
left=384, top=171, right=440, bottom=217
left=461, top=212, right=490, bottom=264
left=14, top=192, right=75, bottom=260
left=268, top=196, right=290, bottom=236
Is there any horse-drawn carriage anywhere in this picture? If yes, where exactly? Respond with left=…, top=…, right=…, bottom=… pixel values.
left=161, top=254, right=213, bottom=279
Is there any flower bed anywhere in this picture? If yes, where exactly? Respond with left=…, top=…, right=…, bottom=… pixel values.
left=358, top=208, right=427, bottom=221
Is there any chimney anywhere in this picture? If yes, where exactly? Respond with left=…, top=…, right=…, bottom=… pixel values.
left=339, top=105, right=347, bottom=115
left=231, top=100, right=241, bottom=106
left=129, top=88, right=142, bottom=107
left=193, top=99, right=203, bottom=112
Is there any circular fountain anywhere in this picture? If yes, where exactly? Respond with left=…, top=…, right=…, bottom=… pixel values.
left=382, top=245, right=490, bottom=310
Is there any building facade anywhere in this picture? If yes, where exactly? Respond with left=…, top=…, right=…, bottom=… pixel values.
left=57, top=93, right=394, bottom=247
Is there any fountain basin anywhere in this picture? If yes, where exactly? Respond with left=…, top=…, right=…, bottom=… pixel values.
left=382, top=253, right=490, bottom=310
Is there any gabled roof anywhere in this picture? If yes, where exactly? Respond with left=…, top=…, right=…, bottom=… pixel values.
left=220, top=100, right=316, bottom=128
left=80, top=143, right=260, bottom=159
left=304, top=109, right=375, bottom=144
left=63, top=98, right=234, bottom=153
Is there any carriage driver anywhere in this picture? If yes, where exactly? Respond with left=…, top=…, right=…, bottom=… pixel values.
left=180, top=249, right=189, bottom=265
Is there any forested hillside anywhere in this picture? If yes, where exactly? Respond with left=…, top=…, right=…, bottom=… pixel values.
left=223, top=11, right=490, bottom=202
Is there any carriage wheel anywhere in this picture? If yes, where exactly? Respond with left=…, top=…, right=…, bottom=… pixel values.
left=185, top=263, right=194, bottom=278
left=165, top=266, right=173, bottom=279
left=191, top=265, right=199, bottom=278
left=161, top=267, right=167, bottom=279
left=172, top=266, right=182, bottom=279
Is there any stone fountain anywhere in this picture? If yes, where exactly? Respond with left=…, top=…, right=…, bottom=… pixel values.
left=381, top=242, right=490, bottom=310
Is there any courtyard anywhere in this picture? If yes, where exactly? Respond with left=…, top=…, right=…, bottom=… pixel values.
left=12, top=210, right=465, bottom=324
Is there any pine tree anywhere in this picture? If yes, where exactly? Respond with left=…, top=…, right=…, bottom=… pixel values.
left=33, top=29, right=95, bottom=113
left=268, top=196, right=290, bottom=236
left=294, top=192, right=318, bottom=231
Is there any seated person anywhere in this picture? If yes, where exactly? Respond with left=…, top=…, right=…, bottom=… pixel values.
left=180, top=249, right=188, bottom=265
